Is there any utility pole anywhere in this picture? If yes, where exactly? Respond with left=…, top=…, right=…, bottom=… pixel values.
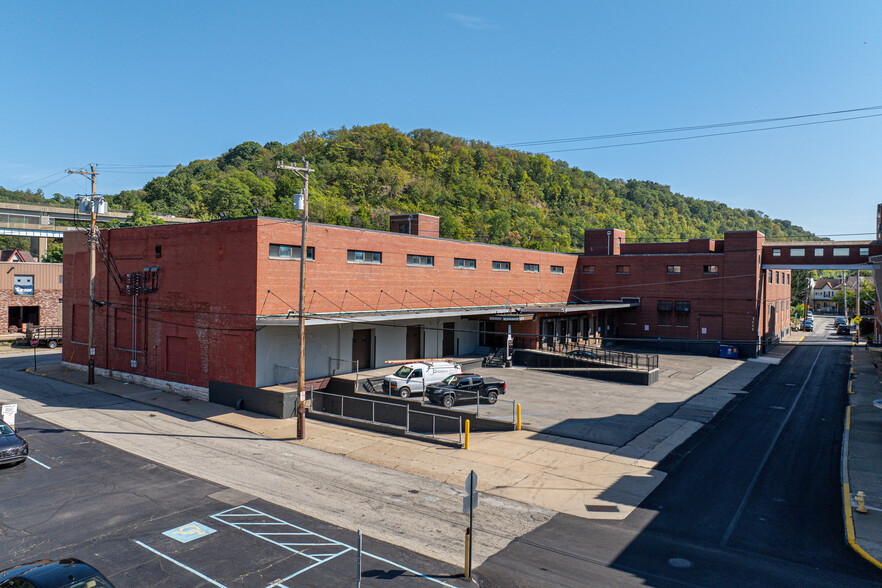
left=67, top=164, right=99, bottom=384
left=276, top=160, right=314, bottom=440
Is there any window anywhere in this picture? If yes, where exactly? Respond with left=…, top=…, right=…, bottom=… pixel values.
left=407, top=254, right=434, bottom=267
left=787, top=274, right=790, bottom=285
left=582, top=265, right=595, bottom=274
left=769, top=272, right=773, bottom=283
left=269, top=243, right=314, bottom=260
left=814, top=248, right=824, bottom=256
left=775, top=271, right=779, bottom=284
left=666, top=265, right=681, bottom=274
left=861, top=247, right=870, bottom=256
left=524, top=263, right=539, bottom=273
left=616, top=265, right=630, bottom=274
left=492, top=261, right=510, bottom=271
left=704, top=265, right=719, bottom=274
left=550, top=265, right=564, bottom=274
left=13, top=275, right=33, bottom=296
left=790, top=248, right=805, bottom=257
left=454, top=258, right=476, bottom=269
left=657, top=300, right=673, bottom=311
left=772, top=248, right=781, bottom=257
left=347, top=249, right=382, bottom=264
left=833, top=247, right=850, bottom=257
left=674, top=301, right=691, bottom=312
left=398, top=224, right=410, bottom=233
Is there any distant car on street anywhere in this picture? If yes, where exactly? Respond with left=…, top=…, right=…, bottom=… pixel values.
left=837, top=324, right=851, bottom=335
left=0, top=420, right=28, bottom=467
left=802, top=320, right=814, bottom=332
left=0, top=558, right=114, bottom=587
left=835, top=317, right=847, bottom=326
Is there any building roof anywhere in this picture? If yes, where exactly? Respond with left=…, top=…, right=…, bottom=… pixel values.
left=814, top=278, right=841, bottom=290
left=0, top=249, right=35, bottom=262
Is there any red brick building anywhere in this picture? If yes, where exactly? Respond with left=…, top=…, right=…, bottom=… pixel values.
left=62, top=216, right=790, bottom=396
left=0, top=253, right=62, bottom=333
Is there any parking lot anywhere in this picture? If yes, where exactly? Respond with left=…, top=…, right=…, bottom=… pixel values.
left=0, top=412, right=469, bottom=587
left=404, top=351, right=755, bottom=448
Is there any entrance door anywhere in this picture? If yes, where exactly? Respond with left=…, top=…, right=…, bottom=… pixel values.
left=699, top=314, right=722, bottom=340
left=442, top=322, right=455, bottom=357
left=406, top=326, right=421, bottom=359
left=352, top=329, right=372, bottom=370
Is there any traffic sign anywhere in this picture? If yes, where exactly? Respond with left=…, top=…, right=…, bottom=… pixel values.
left=1, top=404, right=17, bottom=428
left=463, top=471, right=479, bottom=514
left=30, top=338, right=38, bottom=347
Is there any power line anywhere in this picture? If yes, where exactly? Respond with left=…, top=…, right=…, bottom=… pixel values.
left=541, top=113, right=882, bottom=154
left=504, top=104, right=882, bottom=148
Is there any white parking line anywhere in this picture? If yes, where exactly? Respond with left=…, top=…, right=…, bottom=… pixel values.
left=212, top=505, right=456, bottom=587
left=27, top=456, right=51, bottom=469
left=134, top=540, right=227, bottom=587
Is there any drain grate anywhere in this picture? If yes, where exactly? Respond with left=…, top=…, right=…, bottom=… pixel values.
left=585, top=504, right=620, bottom=513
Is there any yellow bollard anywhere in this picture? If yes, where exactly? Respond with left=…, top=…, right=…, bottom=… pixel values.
left=516, top=403, right=522, bottom=431
left=464, top=419, right=470, bottom=450
left=856, top=491, right=868, bottom=514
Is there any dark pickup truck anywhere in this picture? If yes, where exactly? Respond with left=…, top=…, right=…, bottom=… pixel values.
left=425, top=373, right=506, bottom=408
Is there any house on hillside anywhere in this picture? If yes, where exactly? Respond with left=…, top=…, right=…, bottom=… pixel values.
left=0, top=250, right=62, bottom=333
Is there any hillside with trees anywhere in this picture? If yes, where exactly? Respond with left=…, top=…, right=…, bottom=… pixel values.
left=2, top=124, right=819, bottom=252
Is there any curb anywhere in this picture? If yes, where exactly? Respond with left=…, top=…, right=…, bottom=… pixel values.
left=841, top=352, right=882, bottom=570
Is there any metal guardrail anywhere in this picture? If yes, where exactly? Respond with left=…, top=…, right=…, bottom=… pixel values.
left=308, top=389, right=463, bottom=445
left=540, top=341, right=659, bottom=371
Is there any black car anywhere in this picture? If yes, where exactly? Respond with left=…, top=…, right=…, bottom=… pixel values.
left=425, top=373, right=506, bottom=408
left=0, top=421, right=27, bottom=467
left=567, top=349, right=601, bottom=360
left=837, top=324, right=851, bottom=335
left=0, top=558, right=113, bottom=587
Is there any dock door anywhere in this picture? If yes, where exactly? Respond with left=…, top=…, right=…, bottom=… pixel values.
left=352, top=329, right=372, bottom=370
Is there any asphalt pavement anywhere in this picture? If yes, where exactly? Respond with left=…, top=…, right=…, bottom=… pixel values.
left=0, top=412, right=470, bottom=587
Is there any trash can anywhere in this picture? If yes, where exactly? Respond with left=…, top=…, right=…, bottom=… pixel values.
left=719, top=345, right=738, bottom=359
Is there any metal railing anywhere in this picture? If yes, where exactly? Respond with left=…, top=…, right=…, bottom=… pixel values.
left=308, top=389, right=463, bottom=445
left=329, top=357, right=359, bottom=377
left=540, top=340, right=659, bottom=371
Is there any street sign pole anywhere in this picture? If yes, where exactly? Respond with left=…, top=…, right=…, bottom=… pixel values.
left=464, top=469, right=477, bottom=578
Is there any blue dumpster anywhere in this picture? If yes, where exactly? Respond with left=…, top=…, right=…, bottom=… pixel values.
left=719, top=345, right=738, bottom=359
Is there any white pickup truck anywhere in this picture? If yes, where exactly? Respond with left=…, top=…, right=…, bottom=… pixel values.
left=382, top=361, right=463, bottom=398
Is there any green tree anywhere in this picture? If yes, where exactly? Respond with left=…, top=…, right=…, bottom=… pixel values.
left=41, top=240, right=63, bottom=263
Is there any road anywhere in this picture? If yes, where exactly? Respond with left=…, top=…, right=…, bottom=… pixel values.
left=475, top=316, right=882, bottom=586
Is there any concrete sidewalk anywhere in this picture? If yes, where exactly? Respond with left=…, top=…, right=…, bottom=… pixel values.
left=29, top=354, right=778, bottom=522
left=844, top=345, right=882, bottom=570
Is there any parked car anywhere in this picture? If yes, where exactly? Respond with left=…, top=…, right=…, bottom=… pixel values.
left=24, top=325, right=63, bottom=349
left=835, top=316, right=847, bottom=326
left=567, top=349, right=601, bottom=360
left=425, top=373, right=506, bottom=408
left=802, top=320, right=814, bottom=332
left=382, top=361, right=462, bottom=398
left=837, top=324, right=851, bottom=335
left=0, top=558, right=113, bottom=587
left=0, top=421, right=28, bottom=467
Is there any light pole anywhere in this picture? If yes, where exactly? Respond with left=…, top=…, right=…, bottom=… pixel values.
left=276, top=160, right=314, bottom=440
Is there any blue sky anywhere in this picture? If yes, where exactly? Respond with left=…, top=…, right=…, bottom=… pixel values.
left=2, top=1, right=880, bottom=238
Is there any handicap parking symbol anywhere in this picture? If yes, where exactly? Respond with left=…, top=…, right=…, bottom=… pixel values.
left=163, top=521, right=216, bottom=543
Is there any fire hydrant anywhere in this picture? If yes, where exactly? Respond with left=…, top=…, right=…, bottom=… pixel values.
left=856, top=491, right=868, bottom=514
